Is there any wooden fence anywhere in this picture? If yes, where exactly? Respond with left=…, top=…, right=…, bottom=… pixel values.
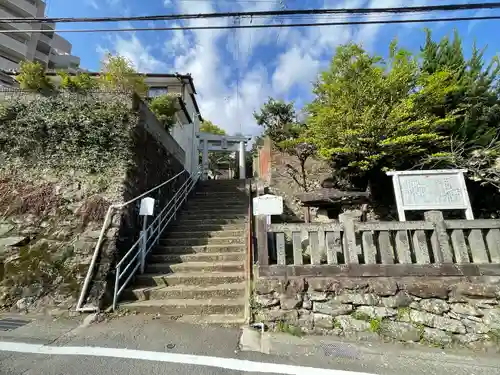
left=255, top=211, right=500, bottom=278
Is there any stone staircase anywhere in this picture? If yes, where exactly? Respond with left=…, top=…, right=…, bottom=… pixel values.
left=119, top=179, right=249, bottom=325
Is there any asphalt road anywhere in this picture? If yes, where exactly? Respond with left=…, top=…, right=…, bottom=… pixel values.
left=0, top=313, right=499, bottom=375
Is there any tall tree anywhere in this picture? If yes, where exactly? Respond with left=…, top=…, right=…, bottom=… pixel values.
left=253, top=98, right=300, bottom=145
left=99, top=53, right=148, bottom=96
left=15, top=61, right=53, bottom=92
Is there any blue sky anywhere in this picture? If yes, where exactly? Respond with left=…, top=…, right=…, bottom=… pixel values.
left=44, top=0, right=500, bottom=136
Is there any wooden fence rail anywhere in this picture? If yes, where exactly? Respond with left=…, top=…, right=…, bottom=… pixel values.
left=256, top=211, right=500, bottom=278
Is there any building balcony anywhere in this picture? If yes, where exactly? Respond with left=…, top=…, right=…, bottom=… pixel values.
left=49, top=53, right=80, bottom=69
left=38, top=32, right=53, bottom=47
left=0, top=8, right=32, bottom=40
left=0, top=33, right=28, bottom=61
left=0, top=56, right=19, bottom=72
left=3, top=0, right=38, bottom=18
left=34, top=49, right=49, bottom=65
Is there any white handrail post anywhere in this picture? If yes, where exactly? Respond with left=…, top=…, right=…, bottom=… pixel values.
left=113, top=266, right=120, bottom=311
left=139, top=197, right=155, bottom=274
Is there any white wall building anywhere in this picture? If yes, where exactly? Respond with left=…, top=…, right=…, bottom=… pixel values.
left=0, top=0, right=80, bottom=74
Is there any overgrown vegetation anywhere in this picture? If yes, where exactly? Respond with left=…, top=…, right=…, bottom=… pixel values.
left=149, top=94, right=179, bottom=131
left=276, top=320, right=303, bottom=337
left=15, top=61, right=54, bottom=92
left=253, top=29, right=500, bottom=192
left=0, top=93, right=134, bottom=173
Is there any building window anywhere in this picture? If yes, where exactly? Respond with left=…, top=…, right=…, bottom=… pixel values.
left=148, top=87, right=168, bottom=98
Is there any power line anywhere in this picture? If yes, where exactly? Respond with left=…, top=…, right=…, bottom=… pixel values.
left=2, top=2, right=500, bottom=24
left=0, top=14, right=499, bottom=33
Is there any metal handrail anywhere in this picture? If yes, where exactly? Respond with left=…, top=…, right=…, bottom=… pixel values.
left=112, top=167, right=202, bottom=311
left=75, top=169, right=194, bottom=313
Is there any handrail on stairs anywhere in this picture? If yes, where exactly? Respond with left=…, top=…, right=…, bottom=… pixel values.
left=75, top=167, right=202, bottom=313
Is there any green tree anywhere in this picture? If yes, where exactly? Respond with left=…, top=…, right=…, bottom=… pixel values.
left=99, top=53, right=148, bottom=96
left=57, top=71, right=96, bottom=93
left=149, top=94, right=178, bottom=131
left=253, top=97, right=301, bottom=145
left=15, top=61, right=53, bottom=92
left=200, top=120, right=226, bottom=135
left=306, top=42, right=454, bottom=186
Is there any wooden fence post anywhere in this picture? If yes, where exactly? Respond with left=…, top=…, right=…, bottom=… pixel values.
left=256, top=215, right=269, bottom=266
left=424, top=211, right=453, bottom=263
left=339, top=213, right=359, bottom=264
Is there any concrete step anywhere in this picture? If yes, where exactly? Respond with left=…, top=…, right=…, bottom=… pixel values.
left=161, top=236, right=245, bottom=246
left=186, top=202, right=248, bottom=210
left=168, top=223, right=246, bottom=232
left=154, top=244, right=246, bottom=254
left=165, top=229, right=246, bottom=238
left=150, top=251, right=245, bottom=263
left=119, top=298, right=245, bottom=315
left=194, top=191, right=247, bottom=197
left=175, top=314, right=245, bottom=327
left=125, top=282, right=246, bottom=301
left=134, top=271, right=245, bottom=287
left=180, top=210, right=247, bottom=219
left=173, top=218, right=247, bottom=226
left=147, top=261, right=244, bottom=273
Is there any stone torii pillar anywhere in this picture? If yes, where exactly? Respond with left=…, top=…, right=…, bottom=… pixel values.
left=239, top=141, right=246, bottom=180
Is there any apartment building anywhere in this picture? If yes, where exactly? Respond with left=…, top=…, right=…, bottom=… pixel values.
left=0, top=0, right=80, bottom=73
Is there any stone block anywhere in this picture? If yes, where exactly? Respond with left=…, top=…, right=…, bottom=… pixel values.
left=302, top=296, right=312, bottom=310
left=298, top=310, right=314, bottom=330
left=482, top=309, right=500, bottom=330
left=0, top=224, right=14, bottom=237
left=404, top=281, right=449, bottom=299
left=256, top=309, right=298, bottom=324
left=334, top=293, right=380, bottom=306
left=356, top=306, right=397, bottom=319
left=308, top=291, right=329, bottom=302
left=307, top=278, right=339, bottom=293
left=381, top=292, right=413, bottom=308
left=450, top=303, right=483, bottom=317
left=453, top=333, right=482, bottom=345
left=280, top=295, right=302, bottom=310
left=313, top=301, right=353, bottom=317
left=451, top=283, right=500, bottom=299
left=410, top=310, right=466, bottom=334
left=313, top=313, right=334, bottom=329
left=370, top=279, right=398, bottom=296
left=255, top=279, right=282, bottom=295
left=419, top=299, right=450, bottom=315
left=463, top=319, right=490, bottom=334
left=255, top=294, right=279, bottom=308
left=422, top=328, right=452, bottom=346
left=339, top=279, right=369, bottom=291
left=335, top=315, right=371, bottom=332
left=284, top=279, right=306, bottom=295
left=379, top=321, right=421, bottom=342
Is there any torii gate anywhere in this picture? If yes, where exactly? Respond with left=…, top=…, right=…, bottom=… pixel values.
left=197, top=133, right=251, bottom=180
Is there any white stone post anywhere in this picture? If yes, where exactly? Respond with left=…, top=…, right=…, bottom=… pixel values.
left=202, top=138, right=209, bottom=180
left=239, top=141, right=246, bottom=180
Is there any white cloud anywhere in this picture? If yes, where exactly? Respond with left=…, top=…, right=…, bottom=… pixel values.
left=99, top=34, right=167, bottom=73
left=272, top=47, right=320, bottom=94
left=85, top=0, right=99, bottom=10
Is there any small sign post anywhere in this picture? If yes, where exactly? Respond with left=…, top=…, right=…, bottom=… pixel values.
left=253, top=194, right=284, bottom=264
left=139, top=197, right=155, bottom=273
left=387, top=169, right=473, bottom=221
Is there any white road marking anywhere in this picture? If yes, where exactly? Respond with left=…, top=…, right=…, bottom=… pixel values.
left=0, top=341, right=376, bottom=375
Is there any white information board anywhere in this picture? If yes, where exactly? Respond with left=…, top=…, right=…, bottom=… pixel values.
left=386, top=169, right=473, bottom=221
left=139, top=197, right=155, bottom=216
left=253, top=194, right=283, bottom=216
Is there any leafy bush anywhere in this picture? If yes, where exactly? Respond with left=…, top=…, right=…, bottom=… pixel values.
left=15, top=61, right=54, bottom=92
left=58, top=71, right=97, bottom=93
left=0, top=92, right=135, bottom=173
left=149, top=94, right=178, bottom=131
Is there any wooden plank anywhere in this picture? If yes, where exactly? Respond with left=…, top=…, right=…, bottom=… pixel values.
left=469, top=229, right=489, bottom=264
left=256, top=216, right=269, bottom=266
left=361, top=231, right=377, bottom=264
left=395, top=231, right=412, bottom=264
left=486, top=229, right=500, bottom=263
left=309, top=231, right=321, bottom=265
left=341, top=216, right=359, bottom=264
left=412, top=230, right=430, bottom=264
left=424, top=211, right=454, bottom=263
left=276, top=232, right=286, bottom=265
left=378, top=231, right=394, bottom=264
left=292, top=231, right=303, bottom=266
left=325, top=232, right=338, bottom=265
left=317, top=229, right=326, bottom=264
left=257, top=263, right=500, bottom=278
left=268, top=223, right=343, bottom=233
left=450, top=229, right=469, bottom=264
left=445, top=219, right=500, bottom=230
left=357, top=221, right=434, bottom=231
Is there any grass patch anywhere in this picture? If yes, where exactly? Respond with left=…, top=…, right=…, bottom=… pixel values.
left=369, top=318, right=383, bottom=334
left=333, top=318, right=342, bottom=329
left=396, top=307, right=410, bottom=321
left=276, top=321, right=303, bottom=337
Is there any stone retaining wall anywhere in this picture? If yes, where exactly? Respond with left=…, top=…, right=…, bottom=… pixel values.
left=254, top=277, right=500, bottom=349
